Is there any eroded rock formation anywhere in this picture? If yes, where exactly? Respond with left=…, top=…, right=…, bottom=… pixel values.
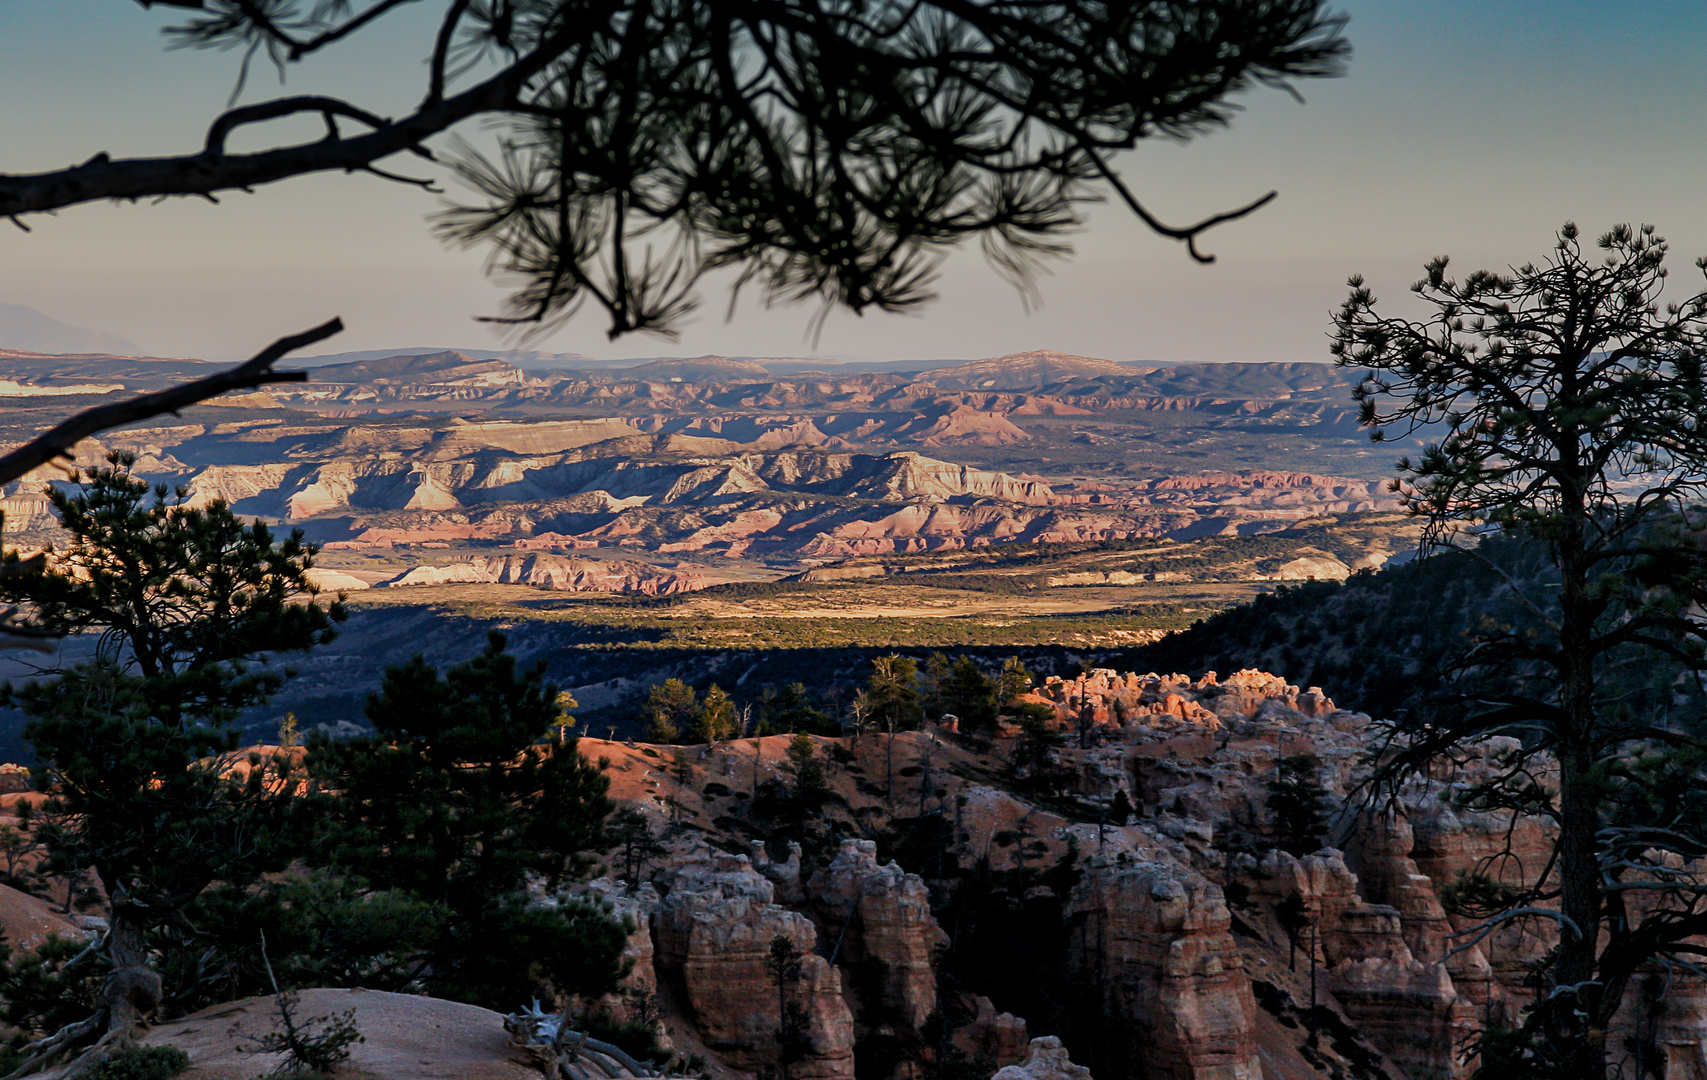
left=544, top=665, right=1698, bottom=1080
left=650, top=853, right=855, bottom=1080
left=1066, top=860, right=1261, bottom=1080
left=991, top=1036, right=1094, bottom=1080
left=807, top=839, right=949, bottom=1031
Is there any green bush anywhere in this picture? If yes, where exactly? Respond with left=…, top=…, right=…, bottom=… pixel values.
left=87, top=1046, right=190, bottom=1080
left=581, top=1011, right=667, bottom=1063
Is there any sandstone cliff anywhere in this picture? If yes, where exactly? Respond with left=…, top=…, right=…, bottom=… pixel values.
left=807, top=839, right=949, bottom=1032
left=650, top=853, right=856, bottom=1080
left=1066, top=860, right=1261, bottom=1079
left=568, top=660, right=1702, bottom=1080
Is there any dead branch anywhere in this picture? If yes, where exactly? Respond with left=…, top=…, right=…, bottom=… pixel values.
left=0, top=21, right=578, bottom=220
left=0, top=1011, right=105, bottom=1080
left=0, top=317, right=343, bottom=487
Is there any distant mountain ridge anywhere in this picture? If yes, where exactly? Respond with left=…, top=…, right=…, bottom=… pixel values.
left=919, top=349, right=1157, bottom=389
left=292, top=346, right=1174, bottom=376
left=304, top=350, right=528, bottom=387
left=621, top=356, right=774, bottom=381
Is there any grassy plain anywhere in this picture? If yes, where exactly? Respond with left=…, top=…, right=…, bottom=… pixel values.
left=331, top=511, right=1414, bottom=653
left=341, top=578, right=1252, bottom=650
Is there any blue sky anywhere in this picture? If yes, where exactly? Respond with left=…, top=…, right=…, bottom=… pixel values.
left=1, top=1, right=1704, bottom=363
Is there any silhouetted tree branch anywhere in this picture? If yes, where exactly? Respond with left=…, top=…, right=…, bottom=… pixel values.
left=16, top=0, right=1349, bottom=339
left=0, top=317, right=343, bottom=488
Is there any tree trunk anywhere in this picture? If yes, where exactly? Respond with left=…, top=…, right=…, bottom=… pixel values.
left=101, top=909, right=157, bottom=1046
left=52, top=908, right=157, bottom=1079
left=1551, top=746, right=1605, bottom=1080
left=885, top=728, right=895, bottom=801
left=1551, top=498, right=1607, bottom=1080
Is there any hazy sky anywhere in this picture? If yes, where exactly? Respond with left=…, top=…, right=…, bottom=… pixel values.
left=2, top=1, right=1704, bottom=363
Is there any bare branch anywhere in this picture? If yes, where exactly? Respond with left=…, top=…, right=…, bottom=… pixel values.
left=0, top=22, right=579, bottom=219
left=0, top=318, right=343, bottom=487
left=1085, top=148, right=1278, bottom=265
left=204, top=97, right=390, bottom=157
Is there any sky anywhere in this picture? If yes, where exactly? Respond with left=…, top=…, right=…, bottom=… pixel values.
left=1, top=1, right=1704, bottom=364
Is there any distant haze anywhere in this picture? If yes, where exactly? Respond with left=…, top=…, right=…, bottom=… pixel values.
left=0, top=305, right=137, bottom=356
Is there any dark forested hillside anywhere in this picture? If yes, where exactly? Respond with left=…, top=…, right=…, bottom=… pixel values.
left=1118, top=540, right=1551, bottom=721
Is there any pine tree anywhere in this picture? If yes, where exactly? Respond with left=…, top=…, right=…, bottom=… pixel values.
left=1265, top=754, right=1330, bottom=857
left=692, top=684, right=737, bottom=744
left=0, top=455, right=344, bottom=1074
left=641, top=678, right=697, bottom=743
left=765, top=936, right=811, bottom=1080
left=305, top=632, right=625, bottom=1009
left=609, top=807, right=665, bottom=888
left=866, top=656, right=922, bottom=799
left=940, top=657, right=998, bottom=733
left=1334, top=222, right=1707, bottom=1078
left=998, top=657, right=1035, bottom=709
left=759, top=683, right=836, bottom=736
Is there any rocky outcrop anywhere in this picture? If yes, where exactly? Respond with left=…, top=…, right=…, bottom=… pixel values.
left=379, top=554, right=707, bottom=595
left=1363, top=737, right=1559, bottom=1037
left=807, top=839, right=949, bottom=1031
left=575, top=880, right=663, bottom=1030
left=990, top=1036, right=1094, bottom=1080
left=1066, top=859, right=1260, bottom=1080
left=1248, top=849, right=1471, bottom=1080
left=752, top=840, right=805, bottom=906
left=651, top=854, right=855, bottom=1080
left=565, top=665, right=1707, bottom=1080
left=302, top=566, right=371, bottom=591
left=143, top=988, right=539, bottom=1080
left=953, top=997, right=1030, bottom=1070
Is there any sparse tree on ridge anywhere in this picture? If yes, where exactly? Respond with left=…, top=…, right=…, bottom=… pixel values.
left=759, top=682, right=836, bottom=737
left=941, top=656, right=998, bottom=733
left=1333, top=223, right=1707, bottom=1080
left=642, top=677, right=697, bottom=743
left=866, top=655, right=922, bottom=798
left=693, top=684, right=738, bottom=744
left=998, top=656, right=1035, bottom=709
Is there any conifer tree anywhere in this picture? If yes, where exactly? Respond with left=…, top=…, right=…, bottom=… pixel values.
left=2, top=3, right=1349, bottom=340
left=642, top=678, right=697, bottom=743
left=1334, top=223, right=1707, bottom=1079
left=940, top=657, right=998, bottom=733
left=305, top=632, right=625, bottom=1009
left=692, top=684, right=737, bottom=744
left=759, top=683, right=836, bottom=736
left=0, top=455, right=343, bottom=1076
left=1265, top=754, right=1330, bottom=857
left=866, top=656, right=922, bottom=798
left=998, top=657, right=1035, bottom=708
